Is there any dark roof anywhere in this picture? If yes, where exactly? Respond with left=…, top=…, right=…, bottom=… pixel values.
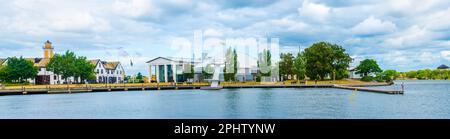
left=437, top=64, right=449, bottom=69
left=0, top=58, right=7, bottom=65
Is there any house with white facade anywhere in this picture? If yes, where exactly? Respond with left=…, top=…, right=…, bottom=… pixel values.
left=348, top=67, right=361, bottom=79
left=1, top=40, right=125, bottom=84
left=89, top=59, right=125, bottom=84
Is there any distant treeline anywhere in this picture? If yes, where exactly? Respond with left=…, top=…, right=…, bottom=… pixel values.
left=400, top=69, right=450, bottom=80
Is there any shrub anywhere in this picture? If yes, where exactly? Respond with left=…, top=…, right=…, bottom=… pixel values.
left=361, top=76, right=374, bottom=82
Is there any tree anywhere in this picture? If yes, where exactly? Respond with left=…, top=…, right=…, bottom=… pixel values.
left=124, top=75, right=131, bottom=83
left=405, top=70, right=417, bottom=79
left=0, top=57, right=38, bottom=83
left=257, top=49, right=271, bottom=76
left=182, top=64, right=195, bottom=81
left=381, top=69, right=399, bottom=82
left=224, top=47, right=238, bottom=81
left=294, top=52, right=307, bottom=80
left=47, top=51, right=94, bottom=84
left=330, top=44, right=352, bottom=80
left=74, top=56, right=95, bottom=83
left=303, top=42, right=333, bottom=80
left=47, top=51, right=77, bottom=84
left=355, top=59, right=382, bottom=77
left=0, top=65, right=6, bottom=82
left=202, top=64, right=214, bottom=79
left=279, top=53, right=294, bottom=81
left=136, top=72, right=143, bottom=83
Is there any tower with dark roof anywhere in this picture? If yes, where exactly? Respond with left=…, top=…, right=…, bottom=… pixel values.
left=43, top=40, right=54, bottom=59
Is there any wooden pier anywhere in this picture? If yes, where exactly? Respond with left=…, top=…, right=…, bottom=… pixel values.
left=333, top=85, right=404, bottom=94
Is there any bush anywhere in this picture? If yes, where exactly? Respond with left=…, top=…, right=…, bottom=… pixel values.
left=361, top=76, right=374, bottom=82
left=375, top=78, right=385, bottom=82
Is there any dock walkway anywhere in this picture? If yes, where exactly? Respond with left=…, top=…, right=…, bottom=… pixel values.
left=333, top=85, right=404, bottom=94
left=0, top=83, right=403, bottom=96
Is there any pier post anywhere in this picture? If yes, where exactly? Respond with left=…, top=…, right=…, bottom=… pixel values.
left=22, top=86, right=27, bottom=94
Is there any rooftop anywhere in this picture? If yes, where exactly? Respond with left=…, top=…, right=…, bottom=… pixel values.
left=437, top=64, right=449, bottom=69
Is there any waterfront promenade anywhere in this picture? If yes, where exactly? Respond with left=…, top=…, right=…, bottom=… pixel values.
left=0, top=80, right=403, bottom=95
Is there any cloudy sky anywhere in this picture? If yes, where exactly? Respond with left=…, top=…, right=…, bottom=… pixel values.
left=1, top=0, right=450, bottom=74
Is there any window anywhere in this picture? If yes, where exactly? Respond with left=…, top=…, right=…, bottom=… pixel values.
left=54, top=75, right=57, bottom=80
left=101, top=69, right=104, bottom=74
left=97, top=69, right=99, bottom=73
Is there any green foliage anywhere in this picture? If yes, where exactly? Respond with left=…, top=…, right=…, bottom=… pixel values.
left=330, top=44, right=352, bottom=80
left=47, top=51, right=76, bottom=82
left=0, top=65, right=6, bottom=82
left=182, top=64, right=195, bottom=79
left=355, top=59, right=382, bottom=77
left=293, top=52, right=306, bottom=80
left=136, top=72, right=143, bottom=83
left=303, top=41, right=351, bottom=80
left=74, top=56, right=96, bottom=82
left=224, top=47, right=238, bottom=81
left=257, top=49, right=271, bottom=76
left=381, top=69, right=399, bottom=81
left=202, top=64, right=214, bottom=79
left=47, top=50, right=95, bottom=83
left=279, top=53, right=294, bottom=81
left=405, top=70, right=417, bottom=78
left=0, top=57, right=38, bottom=83
left=361, top=76, right=374, bottom=82
left=126, top=73, right=144, bottom=83
left=404, top=69, right=449, bottom=80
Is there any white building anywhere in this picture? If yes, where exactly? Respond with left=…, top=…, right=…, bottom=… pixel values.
left=89, top=59, right=125, bottom=84
left=146, top=57, right=189, bottom=83
left=146, top=57, right=258, bottom=83
left=348, top=67, right=361, bottom=79
left=1, top=40, right=125, bottom=84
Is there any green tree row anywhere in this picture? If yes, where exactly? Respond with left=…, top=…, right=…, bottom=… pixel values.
left=223, top=47, right=238, bottom=81
left=355, top=59, right=400, bottom=82
left=403, top=69, right=450, bottom=80
left=0, top=57, right=38, bottom=83
left=278, top=41, right=352, bottom=81
left=46, top=51, right=96, bottom=84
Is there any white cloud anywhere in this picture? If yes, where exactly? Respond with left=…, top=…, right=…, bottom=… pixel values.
left=441, top=51, right=450, bottom=61
left=51, top=11, right=111, bottom=32
left=419, top=51, right=440, bottom=63
left=383, top=26, right=433, bottom=48
left=298, top=0, right=331, bottom=23
left=2, top=0, right=450, bottom=73
left=203, top=28, right=223, bottom=37
left=351, top=16, right=396, bottom=35
left=421, top=7, right=450, bottom=31
left=112, top=0, right=160, bottom=18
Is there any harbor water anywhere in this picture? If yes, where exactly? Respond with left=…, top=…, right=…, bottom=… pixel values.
left=0, top=80, right=449, bottom=119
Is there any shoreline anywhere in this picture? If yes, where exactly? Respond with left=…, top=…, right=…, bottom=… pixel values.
left=0, top=82, right=401, bottom=96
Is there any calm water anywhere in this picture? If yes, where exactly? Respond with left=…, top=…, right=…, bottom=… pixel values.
left=0, top=80, right=449, bottom=119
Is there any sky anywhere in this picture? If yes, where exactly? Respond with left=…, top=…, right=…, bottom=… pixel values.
left=0, top=0, right=450, bottom=75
